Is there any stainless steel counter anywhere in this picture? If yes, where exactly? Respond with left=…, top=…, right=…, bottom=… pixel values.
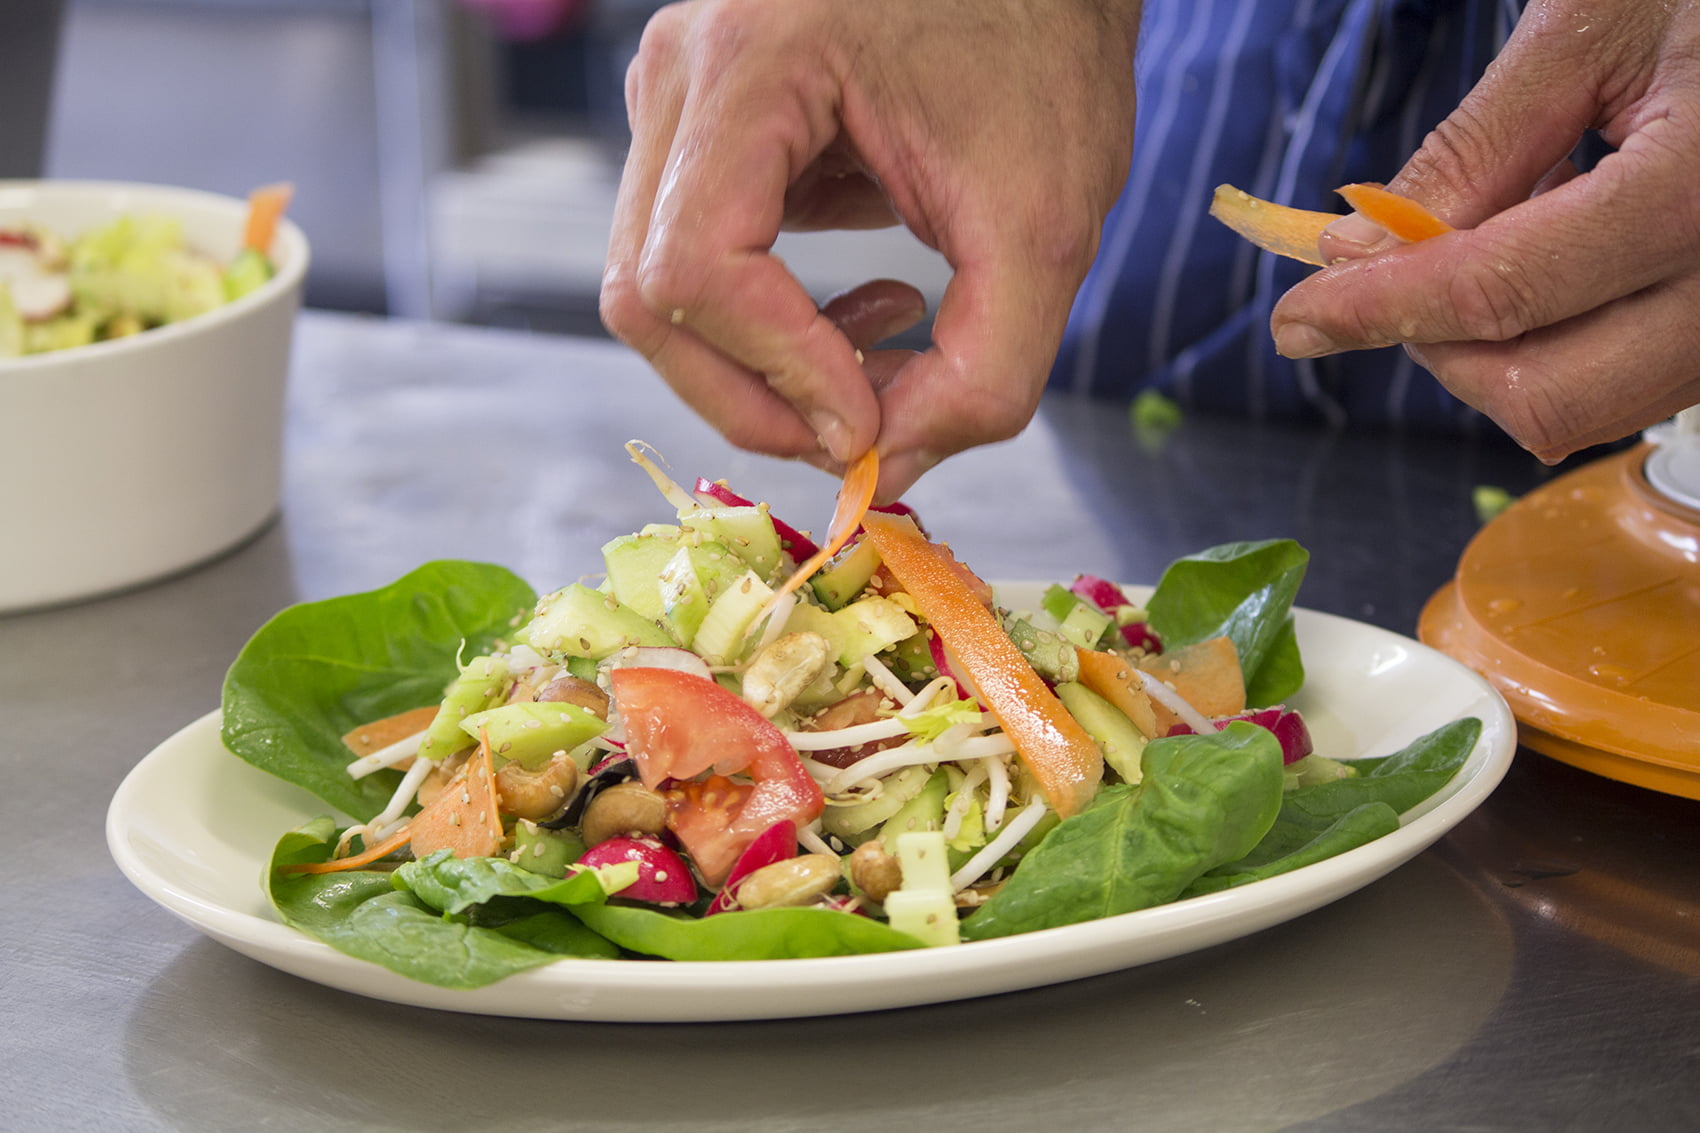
left=5, top=311, right=1696, bottom=1130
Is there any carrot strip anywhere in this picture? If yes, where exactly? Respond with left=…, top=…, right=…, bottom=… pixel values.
left=1209, top=185, right=1334, bottom=267
left=861, top=511, right=1103, bottom=817
left=407, top=728, right=504, bottom=859
left=1075, top=648, right=1161, bottom=740
left=281, top=824, right=412, bottom=875
left=242, top=182, right=295, bottom=254
left=283, top=729, right=504, bottom=875
left=1335, top=183, right=1452, bottom=242
left=765, top=447, right=879, bottom=607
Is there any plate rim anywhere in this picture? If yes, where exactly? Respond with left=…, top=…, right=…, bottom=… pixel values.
left=106, top=590, right=1517, bottom=1021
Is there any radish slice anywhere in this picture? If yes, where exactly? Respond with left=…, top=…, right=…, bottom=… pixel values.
left=605, top=645, right=713, bottom=680
left=693, top=477, right=821, bottom=560
left=706, top=819, right=798, bottom=914
left=577, top=837, right=699, bottom=905
left=1166, top=706, right=1314, bottom=764
left=1070, top=574, right=1162, bottom=653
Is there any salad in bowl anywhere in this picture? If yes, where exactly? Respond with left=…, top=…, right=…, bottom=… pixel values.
left=218, top=445, right=1481, bottom=988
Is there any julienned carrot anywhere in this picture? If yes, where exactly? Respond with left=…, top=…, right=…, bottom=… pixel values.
left=1209, top=182, right=1451, bottom=265
left=861, top=511, right=1104, bottom=817
left=765, top=448, right=879, bottom=610
left=282, top=729, right=503, bottom=875
left=1209, top=185, right=1334, bottom=267
left=281, top=823, right=411, bottom=876
left=242, top=182, right=294, bottom=254
left=1335, top=183, right=1452, bottom=242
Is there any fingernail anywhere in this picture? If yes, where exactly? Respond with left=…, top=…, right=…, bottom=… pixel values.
left=1324, top=212, right=1388, bottom=251
left=1274, top=323, right=1339, bottom=359
left=811, top=411, right=854, bottom=463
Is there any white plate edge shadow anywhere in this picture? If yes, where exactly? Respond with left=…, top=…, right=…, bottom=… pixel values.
left=106, top=591, right=1517, bottom=1022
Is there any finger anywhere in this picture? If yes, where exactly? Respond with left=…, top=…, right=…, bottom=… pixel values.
left=1404, top=275, right=1700, bottom=462
left=1318, top=11, right=1615, bottom=262
left=873, top=245, right=1077, bottom=499
left=635, top=26, right=879, bottom=463
left=1274, top=145, right=1700, bottom=357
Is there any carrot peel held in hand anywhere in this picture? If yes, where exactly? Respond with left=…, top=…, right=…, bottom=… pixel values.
left=764, top=447, right=879, bottom=609
left=1335, top=183, right=1453, bottom=242
left=1209, top=182, right=1451, bottom=265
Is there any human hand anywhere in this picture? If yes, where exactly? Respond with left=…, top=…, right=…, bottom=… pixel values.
left=598, top=0, right=1140, bottom=499
left=1270, top=0, right=1700, bottom=462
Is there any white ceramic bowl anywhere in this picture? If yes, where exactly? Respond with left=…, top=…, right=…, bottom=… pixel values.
left=0, top=181, right=309, bottom=613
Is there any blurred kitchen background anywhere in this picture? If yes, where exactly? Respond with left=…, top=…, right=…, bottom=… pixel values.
left=24, top=0, right=949, bottom=336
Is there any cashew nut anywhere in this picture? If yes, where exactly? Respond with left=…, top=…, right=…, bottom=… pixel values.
left=494, top=750, right=580, bottom=822
left=741, top=631, right=832, bottom=717
left=537, top=674, right=610, bottom=718
left=579, top=780, right=669, bottom=846
left=733, top=853, right=842, bottom=910
left=848, top=840, right=902, bottom=903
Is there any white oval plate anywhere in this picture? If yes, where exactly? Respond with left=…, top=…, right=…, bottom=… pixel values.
left=107, top=586, right=1516, bottom=1021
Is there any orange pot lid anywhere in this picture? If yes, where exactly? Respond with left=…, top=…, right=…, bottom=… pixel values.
left=1419, top=443, right=1700, bottom=800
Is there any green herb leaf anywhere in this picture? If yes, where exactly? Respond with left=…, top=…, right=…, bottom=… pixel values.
left=221, top=561, right=536, bottom=820
left=1146, top=540, right=1309, bottom=706
left=571, top=902, right=926, bottom=961
left=266, top=820, right=619, bottom=989
left=960, top=723, right=1285, bottom=941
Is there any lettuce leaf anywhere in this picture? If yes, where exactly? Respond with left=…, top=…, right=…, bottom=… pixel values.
left=266, top=819, right=619, bottom=989
left=570, top=902, right=926, bottom=961
left=1146, top=539, right=1309, bottom=706
left=221, top=561, right=536, bottom=821
left=960, top=723, right=1285, bottom=941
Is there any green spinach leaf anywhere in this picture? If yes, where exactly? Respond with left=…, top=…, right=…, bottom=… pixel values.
left=222, top=561, right=536, bottom=820
left=1146, top=540, right=1309, bottom=706
left=267, top=819, right=619, bottom=989
left=571, top=902, right=925, bottom=961
left=1196, top=717, right=1481, bottom=876
left=393, top=850, right=631, bottom=917
left=960, top=723, right=1285, bottom=941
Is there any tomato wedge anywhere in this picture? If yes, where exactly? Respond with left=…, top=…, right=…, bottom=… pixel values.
left=860, top=512, right=1104, bottom=817
left=610, top=668, right=824, bottom=886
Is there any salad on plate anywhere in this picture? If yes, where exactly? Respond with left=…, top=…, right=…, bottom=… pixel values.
left=0, top=183, right=291, bottom=357
left=220, top=444, right=1480, bottom=988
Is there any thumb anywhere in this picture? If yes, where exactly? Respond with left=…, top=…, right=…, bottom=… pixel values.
left=1321, top=9, right=1603, bottom=259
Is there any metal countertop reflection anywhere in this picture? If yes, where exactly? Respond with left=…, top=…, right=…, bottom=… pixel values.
left=2, top=311, right=1694, bottom=1131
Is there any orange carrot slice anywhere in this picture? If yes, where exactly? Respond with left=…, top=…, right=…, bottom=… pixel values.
left=765, top=447, right=879, bottom=607
left=242, top=182, right=294, bottom=254
left=861, top=511, right=1103, bottom=817
left=281, top=823, right=414, bottom=876
left=341, top=704, right=439, bottom=758
left=1075, top=647, right=1161, bottom=740
left=408, top=729, right=504, bottom=860
left=1336, top=183, right=1453, bottom=242
left=1209, top=185, right=1334, bottom=267
left=284, top=729, right=504, bottom=875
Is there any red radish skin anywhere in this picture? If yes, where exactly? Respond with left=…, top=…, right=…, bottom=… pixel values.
left=577, top=837, right=700, bottom=904
left=1167, top=707, right=1315, bottom=764
left=706, top=820, right=798, bottom=914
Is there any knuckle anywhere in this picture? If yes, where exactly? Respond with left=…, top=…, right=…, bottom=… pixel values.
left=598, top=268, right=652, bottom=347
left=1445, top=258, right=1541, bottom=343
left=634, top=248, right=706, bottom=322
